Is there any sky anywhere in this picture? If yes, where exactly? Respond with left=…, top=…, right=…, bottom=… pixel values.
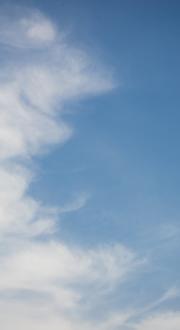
left=0, top=1, right=180, bottom=329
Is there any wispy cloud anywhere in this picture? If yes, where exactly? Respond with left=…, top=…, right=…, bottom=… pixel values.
left=0, top=6, right=143, bottom=330
left=0, top=8, right=57, bottom=48
left=134, top=312, right=180, bottom=330
left=58, top=192, right=89, bottom=214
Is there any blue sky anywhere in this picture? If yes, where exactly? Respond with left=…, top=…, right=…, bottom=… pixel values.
left=0, top=1, right=180, bottom=329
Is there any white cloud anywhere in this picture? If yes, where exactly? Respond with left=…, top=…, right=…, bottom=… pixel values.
left=0, top=9, right=57, bottom=48
left=22, top=14, right=56, bottom=42
left=0, top=6, right=142, bottom=330
left=0, top=7, right=179, bottom=330
left=135, top=312, right=180, bottom=330
left=0, top=241, right=138, bottom=296
left=0, top=238, right=139, bottom=329
left=0, top=164, right=57, bottom=237
left=0, top=299, right=133, bottom=330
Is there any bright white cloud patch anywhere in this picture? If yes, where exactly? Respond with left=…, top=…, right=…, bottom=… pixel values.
left=0, top=7, right=143, bottom=330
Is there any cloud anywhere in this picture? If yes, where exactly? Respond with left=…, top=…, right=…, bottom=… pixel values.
left=0, top=238, right=139, bottom=329
left=0, top=6, right=143, bottom=330
left=0, top=6, right=179, bottom=330
left=0, top=242, right=139, bottom=299
left=0, top=9, right=57, bottom=48
left=58, top=193, right=89, bottom=213
left=134, top=312, right=180, bottom=330
left=0, top=298, right=133, bottom=330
